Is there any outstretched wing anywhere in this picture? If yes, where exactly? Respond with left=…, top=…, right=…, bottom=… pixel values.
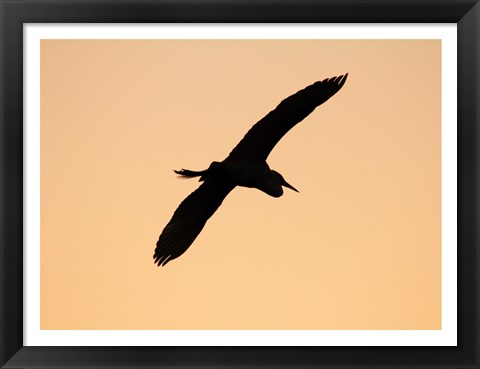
left=226, top=74, right=348, bottom=162
left=154, top=180, right=235, bottom=266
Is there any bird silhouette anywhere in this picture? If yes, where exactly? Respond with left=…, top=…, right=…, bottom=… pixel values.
left=154, top=74, right=348, bottom=266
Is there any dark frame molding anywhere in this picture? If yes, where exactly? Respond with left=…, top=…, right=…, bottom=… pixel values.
left=1, top=1, right=479, bottom=368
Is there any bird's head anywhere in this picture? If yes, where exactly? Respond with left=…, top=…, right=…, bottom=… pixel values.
left=271, top=170, right=299, bottom=193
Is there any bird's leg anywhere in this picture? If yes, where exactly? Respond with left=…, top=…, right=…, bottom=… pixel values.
left=174, top=169, right=207, bottom=178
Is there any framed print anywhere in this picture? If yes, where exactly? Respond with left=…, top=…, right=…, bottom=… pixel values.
left=0, top=1, right=479, bottom=368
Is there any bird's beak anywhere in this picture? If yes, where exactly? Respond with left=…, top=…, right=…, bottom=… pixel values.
left=282, top=179, right=299, bottom=193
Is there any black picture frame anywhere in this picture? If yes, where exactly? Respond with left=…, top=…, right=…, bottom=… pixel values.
left=1, top=1, right=479, bottom=368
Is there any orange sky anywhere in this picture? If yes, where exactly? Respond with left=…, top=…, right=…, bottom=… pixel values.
left=40, top=39, right=441, bottom=330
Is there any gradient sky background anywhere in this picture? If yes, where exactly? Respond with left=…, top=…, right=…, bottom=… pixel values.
left=40, top=39, right=441, bottom=330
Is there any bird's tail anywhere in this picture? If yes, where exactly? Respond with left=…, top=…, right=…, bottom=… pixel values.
left=174, top=168, right=207, bottom=179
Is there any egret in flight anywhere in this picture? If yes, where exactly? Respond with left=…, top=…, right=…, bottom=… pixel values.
left=154, top=74, right=348, bottom=266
